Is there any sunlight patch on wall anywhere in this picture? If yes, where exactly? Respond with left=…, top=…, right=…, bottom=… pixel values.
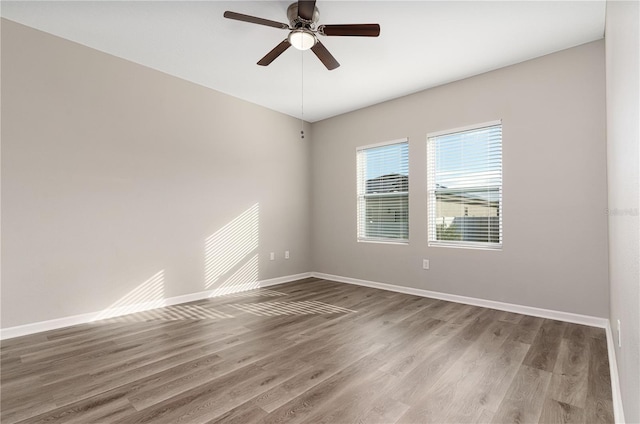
left=229, top=300, right=356, bottom=317
left=208, top=254, right=260, bottom=297
left=91, top=270, right=165, bottom=321
left=205, top=203, right=260, bottom=296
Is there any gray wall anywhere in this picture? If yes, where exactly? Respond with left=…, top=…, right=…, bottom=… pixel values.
left=311, top=40, right=609, bottom=318
left=1, top=19, right=311, bottom=328
left=1, top=20, right=613, bottom=330
left=605, top=1, right=640, bottom=422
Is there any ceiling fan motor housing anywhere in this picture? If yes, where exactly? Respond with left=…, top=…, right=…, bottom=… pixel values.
left=287, top=3, right=319, bottom=28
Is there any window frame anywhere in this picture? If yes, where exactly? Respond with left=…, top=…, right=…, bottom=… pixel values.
left=427, top=120, right=503, bottom=250
left=356, top=138, right=410, bottom=244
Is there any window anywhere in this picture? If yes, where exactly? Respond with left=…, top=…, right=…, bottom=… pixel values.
left=357, top=139, right=409, bottom=242
left=428, top=121, right=502, bottom=249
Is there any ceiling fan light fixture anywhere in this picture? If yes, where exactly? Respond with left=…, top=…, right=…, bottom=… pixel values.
left=224, top=1, right=380, bottom=70
left=288, top=29, right=316, bottom=50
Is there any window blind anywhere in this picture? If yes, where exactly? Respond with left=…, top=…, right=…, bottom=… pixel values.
left=357, top=140, right=409, bottom=242
left=427, top=122, right=502, bottom=249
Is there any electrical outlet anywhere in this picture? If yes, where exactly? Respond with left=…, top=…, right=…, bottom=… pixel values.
left=617, top=319, right=622, bottom=348
left=270, top=252, right=275, bottom=261
left=285, top=251, right=290, bottom=259
left=422, top=259, right=430, bottom=270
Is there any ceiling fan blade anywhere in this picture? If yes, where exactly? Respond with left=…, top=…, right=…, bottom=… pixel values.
left=297, top=0, right=316, bottom=21
left=257, top=40, right=291, bottom=66
left=319, top=24, right=381, bottom=37
left=224, top=11, right=289, bottom=30
left=311, top=40, right=340, bottom=70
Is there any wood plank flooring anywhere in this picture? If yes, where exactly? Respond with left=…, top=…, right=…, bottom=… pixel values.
left=1, top=278, right=614, bottom=423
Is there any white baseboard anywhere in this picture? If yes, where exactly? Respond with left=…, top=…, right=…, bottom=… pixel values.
left=0, top=272, right=312, bottom=340
left=605, top=322, right=626, bottom=423
left=311, top=272, right=609, bottom=328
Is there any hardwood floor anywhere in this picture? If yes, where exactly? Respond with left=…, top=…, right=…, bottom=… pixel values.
left=1, top=278, right=614, bottom=423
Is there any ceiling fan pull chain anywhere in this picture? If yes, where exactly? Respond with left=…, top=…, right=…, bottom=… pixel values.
left=301, top=49, right=305, bottom=139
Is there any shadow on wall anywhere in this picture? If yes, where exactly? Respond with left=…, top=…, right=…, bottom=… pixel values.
left=83, top=200, right=360, bottom=323
left=88, top=203, right=260, bottom=321
left=205, top=203, right=260, bottom=297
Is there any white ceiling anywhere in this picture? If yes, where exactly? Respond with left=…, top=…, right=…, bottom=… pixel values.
left=1, top=1, right=605, bottom=122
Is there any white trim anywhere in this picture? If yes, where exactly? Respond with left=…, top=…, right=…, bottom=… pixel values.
left=355, top=137, right=408, bottom=152
left=311, top=272, right=609, bottom=328
left=0, top=272, right=312, bottom=340
left=428, top=241, right=502, bottom=251
left=1, top=312, right=97, bottom=341
left=357, top=239, right=409, bottom=246
left=605, top=321, right=626, bottom=423
left=427, top=119, right=502, bottom=139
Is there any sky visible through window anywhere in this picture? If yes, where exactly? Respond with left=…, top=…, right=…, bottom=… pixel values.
left=365, top=128, right=499, bottom=185
left=365, top=143, right=409, bottom=180
left=362, top=126, right=500, bottom=208
left=434, top=127, right=502, bottom=190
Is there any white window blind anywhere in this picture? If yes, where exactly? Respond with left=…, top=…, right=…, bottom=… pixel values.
left=357, top=139, right=409, bottom=242
left=428, top=122, right=502, bottom=249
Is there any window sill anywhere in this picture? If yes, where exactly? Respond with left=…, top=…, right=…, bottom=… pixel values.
left=428, top=241, right=502, bottom=251
left=358, top=238, right=409, bottom=246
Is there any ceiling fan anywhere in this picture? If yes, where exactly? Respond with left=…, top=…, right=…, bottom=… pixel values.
left=223, top=0, right=380, bottom=70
